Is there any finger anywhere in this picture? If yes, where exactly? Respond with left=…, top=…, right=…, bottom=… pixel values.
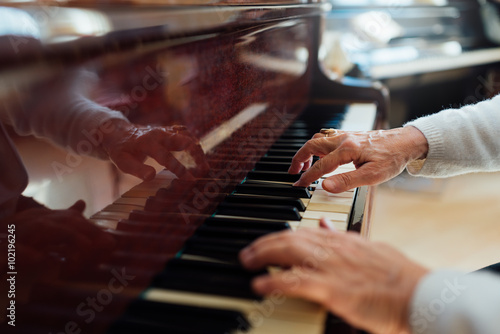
left=312, top=133, right=326, bottom=139
left=240, top=232, right=321, bottom=270
left=183, top=142, right=209, bottom=176
left=24, top=221, right=93, bottom=251
left=170, top=140, right=209, bottom=178
left=289, top=138, right=341, bottom=175
left=111, top=151, right=156, bottom=181
left=161, top=132, right=195, bottom=151
left=321, top=164, right=378, bottom=193
left=68, top=200, right=86, bottom=213
left=301, top=157, right=313, bottom=171
left=251, top=271, right=335, bottom=308
left=293, top=148, right=353, bottom=188
left=140, top=140, right=191, bottom=178
left=161, top=152, right=193, bottom=179
left=53, top=211, right=116, bottom=248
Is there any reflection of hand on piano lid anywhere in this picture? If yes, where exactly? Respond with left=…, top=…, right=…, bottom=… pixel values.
left=289, top=127, right=429, bottom=193
left=100, top=119, right=209, bottom=181
left=0, top=199, right=116, bottom=305
left=240, top=217, right=429, bottom=334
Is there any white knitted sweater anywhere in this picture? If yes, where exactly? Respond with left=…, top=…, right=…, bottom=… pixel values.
left=404, top=94, right=500, bottom=334
left=405, top=94, right=500, bottom=177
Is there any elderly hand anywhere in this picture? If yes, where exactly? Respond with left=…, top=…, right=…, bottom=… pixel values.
left=239, top=219, right=429, bottom=334
left=101, top=119, right=209, bottom=181
left=289, top=126, right=428, bottom=193
left=1, top=200, right=116, bottom=298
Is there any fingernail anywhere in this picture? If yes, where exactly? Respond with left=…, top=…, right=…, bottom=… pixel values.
left=252, top=276, right=268, bottom=293
left=239, top=247, right=254, bottom=264
left=322, top=179, right=335, bottom=191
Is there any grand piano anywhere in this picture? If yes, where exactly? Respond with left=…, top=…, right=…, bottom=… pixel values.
left=0, top=1, right=388, bottom=333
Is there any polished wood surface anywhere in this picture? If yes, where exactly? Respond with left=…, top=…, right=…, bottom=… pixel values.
left=0, top=2, right=386, bottom=333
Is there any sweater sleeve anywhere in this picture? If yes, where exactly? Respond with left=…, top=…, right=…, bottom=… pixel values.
left=404, top=94, right=500, bottom=177
left=0, top=69, right=129, bottom=160
left=409, top=269, right=500, bottom=334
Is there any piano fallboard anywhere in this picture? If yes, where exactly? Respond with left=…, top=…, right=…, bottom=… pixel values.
left=0, top=2, right=384, bottom=333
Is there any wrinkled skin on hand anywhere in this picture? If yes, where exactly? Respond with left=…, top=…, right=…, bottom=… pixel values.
left=0, top=200, right=116, bottom=302
left=240, top=219, right=429, bottom=334
left=289, top=127, right=429, bottom=193
left=101, top=119, right=209, bottom=181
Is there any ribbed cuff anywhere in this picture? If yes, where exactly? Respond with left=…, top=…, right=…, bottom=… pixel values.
left=404, top=117, right=446, bottom=176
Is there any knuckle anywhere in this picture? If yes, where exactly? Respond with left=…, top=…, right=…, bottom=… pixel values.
left=336, top=172, right=352, bottom=187
left=312, top=159, right=324, bottom=171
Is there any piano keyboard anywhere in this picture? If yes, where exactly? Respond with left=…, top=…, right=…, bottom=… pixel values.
left=89, top=103, right=376, bottom=334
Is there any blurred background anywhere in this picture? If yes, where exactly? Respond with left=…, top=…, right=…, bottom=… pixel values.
left=319, top=0, right=500, bottom=272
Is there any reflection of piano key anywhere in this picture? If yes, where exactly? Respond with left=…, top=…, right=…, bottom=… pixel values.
left=88, top=102, right=376, bottom=333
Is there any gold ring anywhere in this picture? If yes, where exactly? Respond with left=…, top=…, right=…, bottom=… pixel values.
left=320, top=128, right=338, bottom=137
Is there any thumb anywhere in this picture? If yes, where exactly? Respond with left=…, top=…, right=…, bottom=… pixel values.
left=322, top=169, right=363, bottom=193
left=68, top=200, right=86, bottom=213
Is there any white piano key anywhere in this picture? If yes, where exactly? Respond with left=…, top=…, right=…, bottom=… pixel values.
left=101, top=203, right=144, bottom=213
left=311, top=189, right=354, bottom=199
left=89, top=218, right=119, bottom=229
left=121, top=188, right=159, bottom=198
left=296, top=218, right=347, bottom=231
left=302, top=210, right=348, bottom=222
left=145, top=288, right=326, bottom=334
left=91, top=211, right=129, bottom=221
left=314, top=180, right=355, bottom=191
left=113, top=197, right=148, bottom=207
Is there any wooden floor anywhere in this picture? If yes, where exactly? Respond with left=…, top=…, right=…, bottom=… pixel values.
left=370, top=170, right=500, bottom=272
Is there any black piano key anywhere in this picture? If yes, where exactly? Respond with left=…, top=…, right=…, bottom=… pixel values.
left=186, top=235, right=252, bottom=251
left=278, top=134, right=310, bottom=140
left=108, top=299, right=250, bottom=334
left=204, top=216, right=290, bottom=231
left=246, top=170, right=302, bottom=183
left=152, top=259, right=264, bottom=300
left=266, top=149, right=299, bottom=157
left=234, top=183, right=311, bottom=198
left=270, top=143, right=305, bottom=150
left=259, top=156, right=294, bottom=163
left=216, top=203, right=301, bottom=221
left=273, top=138, right=308, bottom=144
left=243, top=178, right=318, bottom=186
left=183, top=240, right=246, bottom=263
left=195, top=225, right=272, bottom=240
left=281, top=129, right=310, bottom=135
left=224, top=194, right=305, bottom=211
left=259, top=155, right=319, bottom=164
left=254, top=161, right=292, bottom=172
